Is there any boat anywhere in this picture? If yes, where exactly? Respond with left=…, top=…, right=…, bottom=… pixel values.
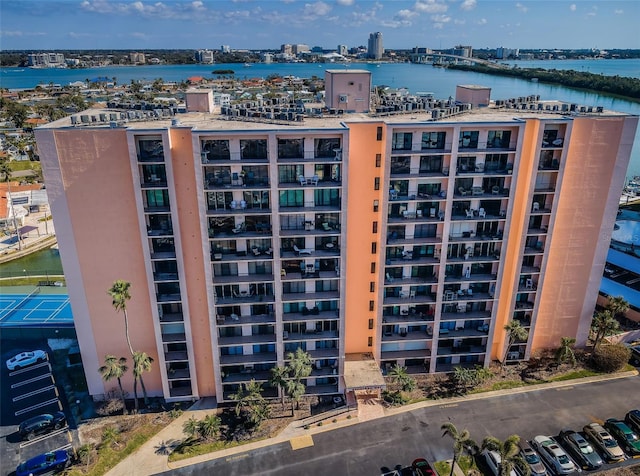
left=243, top=63, right=252, bottom=67
left=624, top=176, right=640, bottom=195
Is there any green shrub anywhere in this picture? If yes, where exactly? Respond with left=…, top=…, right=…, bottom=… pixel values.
left=591, top=344, right=631, bottom=373
left=382, top=390, right=408, bottom=406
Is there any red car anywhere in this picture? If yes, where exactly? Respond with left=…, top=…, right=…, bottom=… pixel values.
left=412, top=458, right=436, bottom=476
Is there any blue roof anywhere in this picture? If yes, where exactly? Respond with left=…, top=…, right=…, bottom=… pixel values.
left=607, top=248, right=640, bottom=275
left=600, top=277, right=640, bottom=308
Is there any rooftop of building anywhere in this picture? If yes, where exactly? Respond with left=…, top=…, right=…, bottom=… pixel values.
left=38, top=91, right=631, bottom=132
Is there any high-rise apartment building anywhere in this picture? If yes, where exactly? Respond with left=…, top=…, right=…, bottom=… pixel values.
left=337, top=45, right=348, bottom=56
left=27, top=53, right=65, bottom=68
left=35, top=80, right=637, bottom=404
left=195, top=50, right=215, bottom=64
left=368, top=32, right=384, bottom=60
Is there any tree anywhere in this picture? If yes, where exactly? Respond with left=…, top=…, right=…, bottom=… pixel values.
left=555, top=337, right=577, bottom=366
left=199, top=414, right=221, bottom=441
left=389, top=364, right=416, bottom=392
left=182, top=416, right=200, bottom=440
left=441, top=422, right=476, bottom=476
left=591, top=309, right=619, bottom=351
left=230, top=380, right=270, bottom=429
left=269, top=365, right=289, bottom=409
left=451, top=365, right=492, bottom=394
left=98, top=355, right=128, bottom=414
left=285, top=348, right=313, bottom=410
left=108, top=280, right=134, bottom=356
left=607, top=296, right=629, bottom=320
left=133, top=351, right=154, bottom=405
left=503, top=320, right=529, bottom=365
left=481, top=435, right=529, bottom=476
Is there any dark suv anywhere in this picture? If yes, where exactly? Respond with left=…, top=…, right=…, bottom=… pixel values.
left=18, top=412, right=66, bottom=440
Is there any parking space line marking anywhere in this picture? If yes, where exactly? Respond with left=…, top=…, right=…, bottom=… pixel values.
left=19, top=427, right=70, bottom=448
left=9, top=361, right=51, bottom=377
left=440, top=403, right=458, bottom=408
left=16, top=398, right=60, bottom=415
left=555, top=386, right=574, bottom=391
left=52, top=443, right=73, bottom=453
left=290, top=435, right=314, bottom=450
left=11, top=373, right=52, bottom=389
left=13, top=385, right=56, bottom=402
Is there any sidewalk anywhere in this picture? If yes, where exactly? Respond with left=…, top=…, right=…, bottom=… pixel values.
left=104, top=370, right=638, bottom=476
left=0, top=209, right=57, bottom=264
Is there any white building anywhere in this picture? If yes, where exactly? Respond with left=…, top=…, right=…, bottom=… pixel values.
left=368, top=32, right=383, bottom=60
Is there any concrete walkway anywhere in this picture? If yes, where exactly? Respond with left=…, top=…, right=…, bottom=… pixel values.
left=105, top=370, right=638, bottom=476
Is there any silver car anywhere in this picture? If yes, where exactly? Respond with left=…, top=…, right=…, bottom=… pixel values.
left=519, top=440, right=548, bottom=476
left=6, top=350, right=48, bottom=371
left=583, top=423, right=626, bottom=462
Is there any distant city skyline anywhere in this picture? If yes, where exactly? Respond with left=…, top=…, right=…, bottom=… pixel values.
left=1, top=0, right=638, bottom=51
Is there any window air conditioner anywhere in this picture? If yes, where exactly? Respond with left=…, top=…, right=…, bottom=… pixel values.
left=339, top=94, right=347, bottom=102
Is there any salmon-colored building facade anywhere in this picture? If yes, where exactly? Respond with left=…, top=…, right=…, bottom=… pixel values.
left=35, top=93, right=637, bottom=403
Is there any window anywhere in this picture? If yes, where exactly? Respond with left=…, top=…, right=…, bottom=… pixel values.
left=201, top=139, right=230, bottom=160
left=487, top=130, right=511, bottom=149
left=376, top=127, right=383, bottom=141
left=459, top=131, right=479, bottom=149
left=368, top=319, right=374, bottom=330
left=375, top=154, right=381, bottom=167
left=374, top=177, right=380, bottom=190
left=421, top=131, right=446, bottom=149
left=278, top=190, right=304, bottom=208
left=371, top=262, right=376, bottom=273
left=371, top=242, right=377, bottom=254
left=370, top=282, right=375, bottom=292
left=240, top=139, right=268, bottom=160
left=145, top=189, right=170, bottom=208
left=392, top=132, right=413, bottom=150
left=277, top=138, right=304, bottom=159
left=278, top=165, right=304, bottom=184
left=372, top=222, right=378, bottom=233
left=368, top=336, right=373, bottom=347
left=369, top=300, right=375, bottom=311
left=314, top=138, right=341, bottom=158
left=373, top=200, right=379, bottom=212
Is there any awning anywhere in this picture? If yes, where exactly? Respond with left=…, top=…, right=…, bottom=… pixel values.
left=343, top=353, right=386, bottom=391
left=18, top=225, right=38, bottom=235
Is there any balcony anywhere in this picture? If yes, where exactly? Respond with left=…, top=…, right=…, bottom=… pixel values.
left=218, top=334, right=277, bottom=346
left=440, top=310, right=491, bottom=321
left=384, top=292, right=436, bottom=305
left=157, top=293, right=181, bottom=303
left=166, top=368, right=191, bottom=380
left=382, top=330, right=432, bottom=342
left=215, top=293, right=276, bottom=305
left=159, top=312, right=184, bottom=323
left=219, top=353, right=278, bottom=365
left=168, top=385, right=194, bottom=398
left=384, top=274, right=438, bottom=286
left=216, top=313, right=275, bottom=326
left=380, top=349, right=431, bottom=361
left=382, top=311, right=434, bottom=325
left=164, top=351, right=188, bottom=362
left=161, top=332, right=186, bottom=343
left=307, top=348, right=339, bottom=359
left=282, top=290, right=340, bottom=302
left=213, top=273, right=274, bottom=284
left=282, top=309, right=340, bottom=322
left=221, top=370, right=272, bottom=383
left=284, top=330, right=339, bottom=341
left=445, top=272, right=497, bottom=283
left=436, top=344, right=487, bottom=356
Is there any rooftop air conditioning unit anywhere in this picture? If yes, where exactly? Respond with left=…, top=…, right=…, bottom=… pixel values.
left=339, top=94, right=347, bottom=102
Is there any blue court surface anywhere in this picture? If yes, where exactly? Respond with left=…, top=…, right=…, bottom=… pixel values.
left=0, top=289, right=73, bottom=327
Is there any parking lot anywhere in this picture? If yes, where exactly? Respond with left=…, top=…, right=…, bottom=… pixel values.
left=1, top=344, right=73, bottom=476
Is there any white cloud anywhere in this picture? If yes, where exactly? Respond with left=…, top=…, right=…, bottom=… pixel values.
left=336, top=0, right=355, bottom=5
left=614, top=9, right=623, bottom=14
left=587, top=11, right=596, bottom=16
left=68, top=32, right=92, bottom=38
left=515, top=2, right=528, bottom=13
left=302, top=1, right=332, bottom=17
left=476, top=17, right=487, bottom=24
left=453, top=18, right=466, bottom=25
left=0, top=30, right=46, bottom=37
left=381, top=8, right=418, bottom=28
left=569, top=4, right=576, bottom=11
left=415, top=0, right=448, bottom=14
left=431, top=13, right=451, bottom=23
left=460, top=0, right=476, bottom=11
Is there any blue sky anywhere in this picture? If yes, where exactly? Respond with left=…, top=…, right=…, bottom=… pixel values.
left=1, top=0, right=638, bottom=51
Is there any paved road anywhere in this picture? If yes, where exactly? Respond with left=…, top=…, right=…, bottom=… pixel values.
left=160, top=377, right=640, bottom=476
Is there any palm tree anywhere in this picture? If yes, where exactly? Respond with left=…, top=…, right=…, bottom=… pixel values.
left=285, top=348, right=312, bottom=410
left=607, top=296, right=629, bottom=319
left=591, top=309, right=620, bottom=351
left=98, top=355, right=128, bottom=414
left=199, top=414, right=221, bottom=441
left=269, top=365, right=289, bottom=409
left=133, top=351, right=153, bottom=405
left=503, top=320, right=529, bottom=365
left=441, top=422, right=476, bottom=476
left=107, top=280, right=134, bottom=356
left=555, top=337, right=577, bottom=366
left=481, top=435, right=529, bottom=476
left=182, top=416, right=200, bottom=440
left=0, top=162, right=21, bottom=250
left=230, top=380, right=270, bottom=429
left=389, top=364, right=416, bottom=392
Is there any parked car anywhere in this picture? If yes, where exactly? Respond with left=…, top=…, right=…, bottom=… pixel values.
left=18, top=412, right=67, bottom=440
left=519, top=440, right=548, bottom=476
left=481, top=449, right=518, bottom=476
left=6, top=350, right=48, bottom=371
left=583, top=422, right=626, bottom=462
left=626, top=410, right=640, bottom=434
left=557, top=430, right=603, bottom=470
left=16, top=450, right=69, bottom=476
left=412, top=458, right=436, bottom=476
left=604, top=419, right=640, bottom=457
left=531, top=435, right=579, bottom=475
left=627, top=344, right=640, bottom=366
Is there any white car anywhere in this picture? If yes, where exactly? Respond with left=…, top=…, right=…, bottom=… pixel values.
left=482, top=449, right=518, bottom=476
left=531, top=435, right=578, bottom=475
left=6, top=350, right=48, bottom=371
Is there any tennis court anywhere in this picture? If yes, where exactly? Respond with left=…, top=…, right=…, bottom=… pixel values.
left=0, top=289, right=73, bottom=326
